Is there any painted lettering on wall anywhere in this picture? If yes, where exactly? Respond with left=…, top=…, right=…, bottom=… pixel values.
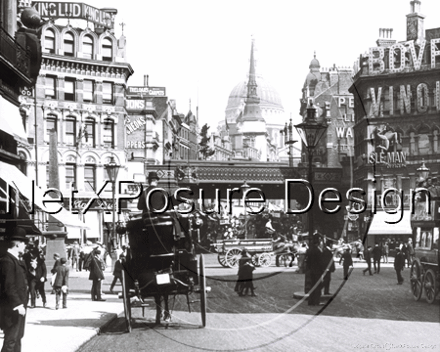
left=126, top=141, right=146, bottom=149
left=126, top=100, right=145, bottom=111
left=125, top=116, right=146, bottom=135
left=336, top=127, right=353, bottom=139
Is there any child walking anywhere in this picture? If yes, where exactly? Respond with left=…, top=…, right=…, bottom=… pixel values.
left=53, top=257, right=69, bottom=309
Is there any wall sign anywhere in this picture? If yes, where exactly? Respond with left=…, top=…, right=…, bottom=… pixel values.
left=126, top=86, right=166, bottom=98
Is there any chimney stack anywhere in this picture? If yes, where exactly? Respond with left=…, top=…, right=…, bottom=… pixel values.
left=407, top=0, right=425, bottom=44
left=376, top=28, right=396, bottom=47
left=144, top=75, right=149, bottom=86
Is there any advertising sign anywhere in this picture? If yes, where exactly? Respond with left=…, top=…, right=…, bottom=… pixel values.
left=126, top=86, right=166, bottom=98
left=32, top=2, right=114, bottom=29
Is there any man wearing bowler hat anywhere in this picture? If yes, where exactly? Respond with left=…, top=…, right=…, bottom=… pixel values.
left=137, top=171, right=167, bottom=216
left=0, top=226, right=29, bottom=352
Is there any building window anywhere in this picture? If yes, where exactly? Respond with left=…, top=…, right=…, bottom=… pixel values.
left=102, top=82, right=113, bottom=104
left=64, top=32, right=74, bottom=57
left=83, top=35, right=93, bottom=59
left=65, top=116, right=76, bottom=145
left=102, top=38, right=112, bottom=61
left=45, top=75, right=56, bottom=98
left=45, top=29, right=55, bottom=54
left=64, top=78, right=75, bottom=101
left=46, top=114, right=57, bottom=140
left=65, top=163, right=76, bottom=189
left=84, top=118, right=95, bottom=147
left=83, top=80, right=94, bottom=102
left=84, top=164, right=96, bottom=192
left=103, top=118, right=114, bottom=147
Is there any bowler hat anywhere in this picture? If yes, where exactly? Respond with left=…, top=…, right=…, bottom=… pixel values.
left=9, top=227, right=28, bottom=242
left=148, top=171, right=159, bottom=181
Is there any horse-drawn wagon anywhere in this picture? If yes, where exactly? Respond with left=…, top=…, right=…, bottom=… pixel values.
left=120, top=210, right=208, bottom=331
left=409, top=191, right=440, bottom=304
left=216, top=237, right=296, bottom=268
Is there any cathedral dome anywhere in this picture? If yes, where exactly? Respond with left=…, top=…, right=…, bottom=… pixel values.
left=225, top=74, right=284, bottom=121
left=309, top=57, right=320, bottom=70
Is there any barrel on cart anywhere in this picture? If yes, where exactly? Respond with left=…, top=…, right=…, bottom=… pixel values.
left=120, top=211, right=208, bottom=332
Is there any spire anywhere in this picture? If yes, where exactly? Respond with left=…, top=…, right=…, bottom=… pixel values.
left=246, top=38, right=259, bottom=101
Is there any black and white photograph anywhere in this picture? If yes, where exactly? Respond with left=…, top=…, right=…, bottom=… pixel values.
left=0, top=0, right=440, bottom=351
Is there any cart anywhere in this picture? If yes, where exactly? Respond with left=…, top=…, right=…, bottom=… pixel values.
left=216, top=238, right=296, bottom=268
left=121, top=211, right=208, bottom=332
left=409, top=194, right=440, bottom=304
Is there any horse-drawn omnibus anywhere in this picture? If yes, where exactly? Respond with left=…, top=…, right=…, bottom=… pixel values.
left=410, top=189, right=440, bottom=304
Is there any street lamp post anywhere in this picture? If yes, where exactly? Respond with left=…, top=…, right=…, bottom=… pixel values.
left=295, top=99, right=328, bottom=293
left=281, top=118, right=297, bottom=167
left=104, top=157, right=120, bottom=256
left=240, top=181, right=251, bottom=239
left=417, top=160, right=430, bottom=181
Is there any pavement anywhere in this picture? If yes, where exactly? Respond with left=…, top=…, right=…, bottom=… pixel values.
left=0, top=269, right=126, bottom=352
left=0, top=255, right=402, bottom=352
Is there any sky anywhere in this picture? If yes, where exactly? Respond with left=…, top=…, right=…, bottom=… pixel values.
left=68, top=0, right=440, bottom=128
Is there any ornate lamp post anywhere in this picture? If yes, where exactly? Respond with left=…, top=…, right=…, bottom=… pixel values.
left=240, top=181, right=251, bottom=239
left=295, top=99, right=327, bottom=293
left=281, top=118, right=297, bottom=167
left=104, top=157, right=120, bottom=254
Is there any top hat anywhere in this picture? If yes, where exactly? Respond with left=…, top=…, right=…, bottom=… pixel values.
left=147, top=171, right=159, bottom=181
left=9, top=227, right=28, bottom=242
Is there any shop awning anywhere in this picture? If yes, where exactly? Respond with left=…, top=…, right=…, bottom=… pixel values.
left=0, top=161, right=90, bottom=229
left=368, top=210, right=412, bottom=236
left=0, top=97, right=28, bottom=144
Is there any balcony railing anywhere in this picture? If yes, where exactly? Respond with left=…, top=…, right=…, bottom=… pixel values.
left=0, top=24, right=31, bottom=77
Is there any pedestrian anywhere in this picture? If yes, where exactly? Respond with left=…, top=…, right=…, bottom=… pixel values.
left=339, top=247, right=353, bottom=280
left=109, top=253, right=125, bottom=294
left=70, top=241, right=80, bottom=271
left=22, top=242, right=47, bottom=308
left=407, top=239, right=415, bottom=266
left=78, top=245, right=85, bottom=271
left=401, top=241, right=409, bottom=268
left=0, top=227, right=29, bottom=352
left=50, top=252, right=61, bottom=294
left=296, top=242, right=308, bottom=274
left=372, top=243, right=382, bottom=274
left=234, top=249, right=251, bottom=294
left=52, top=257, right=69, bottom=309
left=382, top=241, right=389, bottom=263
left=394, top=247, right=405, bottom=284
left=239, top=261, right=256, bottom=296
left=306, top=235, right=325, bottom=306
left=362, top=246, right=373, bottom=275
left=322, top=243, right=335, bottom=295
left=89, top=249, right=106, bottom=301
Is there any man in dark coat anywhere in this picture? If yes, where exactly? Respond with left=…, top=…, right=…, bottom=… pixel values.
left=372, top=243, right=382, bottom=274
left=394, top=247, right=405, bottom=284
left=321, top=244, right=335, bottom=295
left=89, top=249, right=106, bottom=301
left=362, top=246, right=373, bottom=275
left=22, top=244, right=47, bottom=308
left=0, top=227, right=29, bottom=352
left=306, top=235, right=325, bottom=306
left=339, top=248, right=353, bottom=280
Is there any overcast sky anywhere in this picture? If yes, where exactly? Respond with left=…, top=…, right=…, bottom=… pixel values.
left=84, top=0, right=440, bottom=128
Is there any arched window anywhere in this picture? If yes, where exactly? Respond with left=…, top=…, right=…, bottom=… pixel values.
left=83, top=35, right=93, bottom=59
left=84, top=157, right=96, bottom=192
left=65, top=116, right=76, bottom=145
left=102, top=38, right=112, bottom=61
left=103, top=118, right=114, bottom=148
left=64, top=32, right=74, bottom=56
left=18, top=151, right=27, bottom=175
left=45, top=29, right=55, bottom=54
left=84, top=118, right=95, bottom=147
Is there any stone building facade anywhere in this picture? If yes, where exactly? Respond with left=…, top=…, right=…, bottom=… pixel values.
left=350, top=0, right=440, bottom=246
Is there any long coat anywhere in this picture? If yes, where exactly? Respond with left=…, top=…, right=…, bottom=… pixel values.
left=394, top=252, right=405, bottom=271
left=89, top=255, right=105, bottom=281
left=53, top=265, right=69, bottom=288
left=0, top=252, right=29, bottom=330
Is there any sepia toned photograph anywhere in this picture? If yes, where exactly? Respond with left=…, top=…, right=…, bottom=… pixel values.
left=0, top=0, right=439, bottom=351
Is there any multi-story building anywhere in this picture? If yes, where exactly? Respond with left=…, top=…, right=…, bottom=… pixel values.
left=299, top=55, right=357, bottom=240
left=350, top=0, right=440, bottom=246
left=17, top=3, right=133, bottom=244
